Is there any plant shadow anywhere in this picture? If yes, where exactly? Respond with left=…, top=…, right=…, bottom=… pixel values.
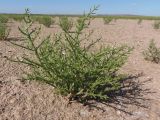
left=73, top=73, right=153, bottom=115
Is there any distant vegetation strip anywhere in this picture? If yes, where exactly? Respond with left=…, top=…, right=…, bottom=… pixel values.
left=1, top=14, right=160, bottom=20
left=101, top=15, right=160, bottom=20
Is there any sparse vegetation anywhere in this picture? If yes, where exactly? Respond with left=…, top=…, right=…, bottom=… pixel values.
left=103, top=16, right=113, bottom=24
left=153, top=21, right=160, bottom=29
left=36, top=16, right=54, bottom=27
left=59, top=16, right=73, bottom=32
left=77, top=17, right=84, bottom=26
left=0, top=22, right=10, bottom=40
left=143, top=40, right=160, bottom=63
left=137, top=19, right=143, bottom=24
left=0, top=15, right=9, bottom=23
left=77, top=17, right=91, bottom=28
left=11, top=15, right=24, bottom=21
left=8, top=7, right=132, bottom=102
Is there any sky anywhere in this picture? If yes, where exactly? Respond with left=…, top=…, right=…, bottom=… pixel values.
left=0, top=0, right=160, bottom=16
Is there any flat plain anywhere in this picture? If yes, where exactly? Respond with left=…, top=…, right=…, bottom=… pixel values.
left=1, top=18, right=160, bottom=120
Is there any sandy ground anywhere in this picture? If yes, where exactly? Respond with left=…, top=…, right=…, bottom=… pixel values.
left=1, top=18, right=160, bottom=120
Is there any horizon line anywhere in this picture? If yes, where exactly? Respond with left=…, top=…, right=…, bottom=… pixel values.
left=1, top=12, right=160, bottom=17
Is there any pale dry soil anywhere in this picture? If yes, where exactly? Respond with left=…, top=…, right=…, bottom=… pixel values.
left=0, top=18, right=160, bottom=120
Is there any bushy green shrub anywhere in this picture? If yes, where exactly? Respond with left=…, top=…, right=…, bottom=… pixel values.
left=103, top=16, right=113, bottom=24
left=153, top=21, right=160, bottom=29
left=59, top=16, right=73, bottom=32
left=9, top=8, right=132, bottom=102
left=37, top=16, right=54, bottom=27
left=0, top=22, right=10, bottom=40
left=0, top=15, right=9, bottom=23
left=143, top=40, right=160, bottom=63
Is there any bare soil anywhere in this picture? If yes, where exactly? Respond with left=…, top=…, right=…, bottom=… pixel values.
left=1, top=18, right=160, bottom=120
